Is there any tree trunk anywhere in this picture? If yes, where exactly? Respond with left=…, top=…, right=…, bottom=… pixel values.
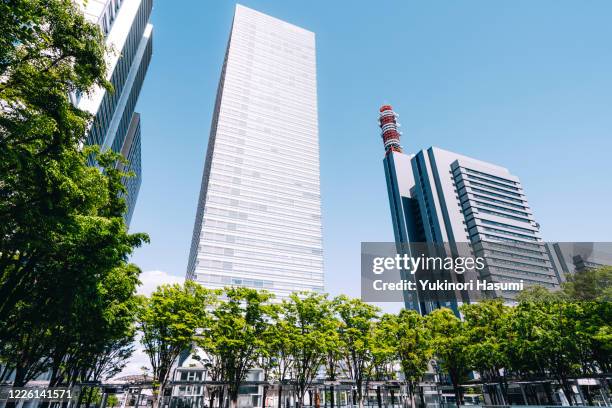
left=376, top=386, right=382, bottom=408
left=152, top=382, right=164, bottom=408
left=357, top=382, right=364, bottom=408
left=418, top=385, right=425, bottom=408
left=229, top=386, right=238, bottom=408
left=296, top=391, right=304, bottom=408
left=562, top=381, right=575, bottom=406
left=523, top=383, right=535, bottom=405
left=75, top=384, right=87, bottom=408
left=218, top=386, right=225, bottom=408
left=262, top=385, right=268, bottom=408
left=330, top=385, right=335, bottom=408
left=13, top=365, right=27, bottom=387
left=100, top=390, right=109, bottom=408
left=498, top=377, right=508, bottom=405
left=544, top=382, right=554, bottom=404
left=451, top=379, right=461, bottom=408
left=584, top=385, right=594, bottom=406
left=4, top=365, right=28, bottom=408
left=402, top=383, right=409, bottom=408
left=485, top=383, right=498, bottom=406
left=208, top=388, right=216, bottom=408
left=324, top=387, right=327, bottom=408
left=84, top=387, right=95, bottom=408
left=278, top=385, right=283, bottom=408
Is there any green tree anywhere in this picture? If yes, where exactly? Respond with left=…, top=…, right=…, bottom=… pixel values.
left=258, top=306, right=282, bottom=408
left=379, top=310, right=431, bottom=408
left=368, top=315, right=395, bottom=381
left=45, top=262, right=142, bottom=388
left=461, top=300, right=511, bottom=405
left=205, top=287, right=275, bottom=408
left=323, top=302, right=344, bottom=408
left=107, top=394, right=120, bottom=408
left=369, top=314, right=397, bottom=408
left=562, top=266, right=612, bottom=301
left=515, top=285, right=562, bottom=303
left=507, top=301, right=585, bottom=405
left=281, top=292, right=335, bottom=408
left=335, top=295, right=380, bottom=408
left=0, top=0, right=147, bottom=388
left=581, top=301, right=612, bottom=374
left=0, top=148, right=147, bottom=387
left=191, top=341, right=226, bottom=408
left=427, top=308, right=470, bottom=408
left=564, top=300, right=612, bottom=405
left=266, top=309, right=294, bottom=408
left=0, top=0, right=110, bottom=318
left=511, top=273, right=611, bottom=398
left=516, top=266, right=612, bottom=303
left=138, top=281, right=218, bottom=408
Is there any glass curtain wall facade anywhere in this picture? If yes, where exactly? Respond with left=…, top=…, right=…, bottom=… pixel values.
left=119, top=113, right=143, bottom=224
left=187, top=5, right=324, bottom=300
left=75, top=0, right=153, bottom=225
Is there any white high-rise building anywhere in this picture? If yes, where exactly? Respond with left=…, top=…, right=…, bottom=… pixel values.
left=187, top=5, right=324, bottom=299
left=75, top=0, right=153, bottom=224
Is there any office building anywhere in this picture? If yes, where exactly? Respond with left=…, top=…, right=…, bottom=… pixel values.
left=379, top=105, right=559, bottom=308
left=186, top=5, right=323, bottom=299
left=75, top=0, right=153, bottom=224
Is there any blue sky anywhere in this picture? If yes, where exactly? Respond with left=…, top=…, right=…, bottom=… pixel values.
left=129, top=0, right=612, bottom=299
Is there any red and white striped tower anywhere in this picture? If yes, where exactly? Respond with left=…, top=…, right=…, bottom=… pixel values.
left=378, top=104, right=402, bottom=154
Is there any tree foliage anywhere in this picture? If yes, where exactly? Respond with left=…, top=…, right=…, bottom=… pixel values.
left=377, top=310, right=431, bottom=407
left=563, top=266, right=612, bottom=302
left=201, top=287, right=275, bottom=408
left=135, top=268, right=610, bottom=408
left=335, top=295, right=380, bottom=408
left=280, top=292, right=336, bottom=408
left=138, top=281, right=217, bottom=408
left=461, top=300, right=511, bottom=405
left=0, top=0, right=147, bottom=388
left=427, top=308, right=471, bottom=406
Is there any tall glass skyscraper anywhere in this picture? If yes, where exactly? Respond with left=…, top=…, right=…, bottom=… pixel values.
left=186, top=5, right=324, bottom=299
left=74, top=0, right=153, bottom=224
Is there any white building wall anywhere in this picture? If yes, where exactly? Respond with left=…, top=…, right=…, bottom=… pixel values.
left=188, top=5, right=324, bottom=300
left=76, top=0, right=144, bottom=120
